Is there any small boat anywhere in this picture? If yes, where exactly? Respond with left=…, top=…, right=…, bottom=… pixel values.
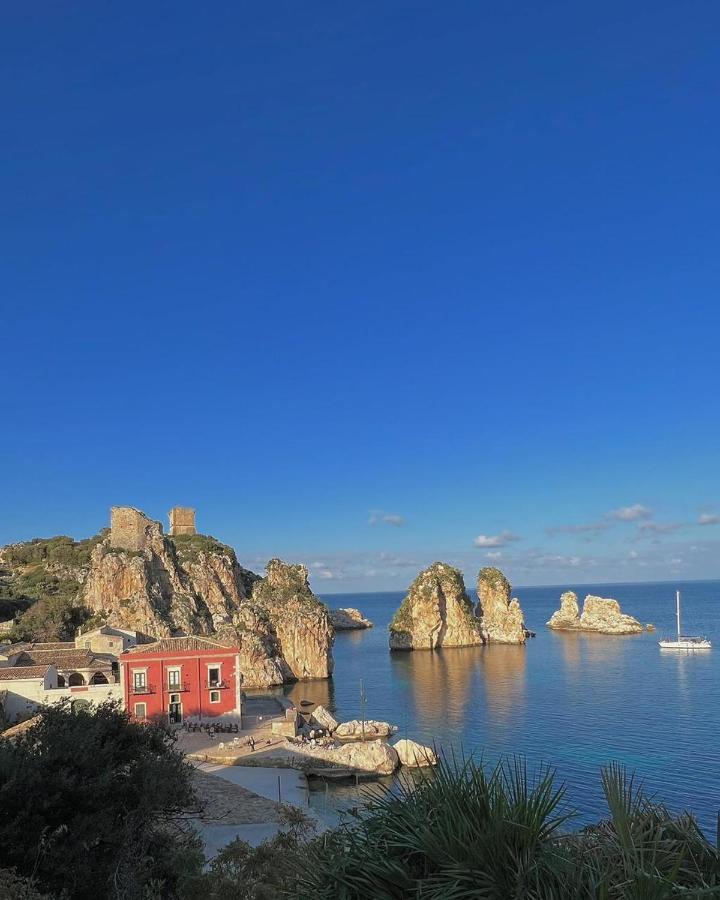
left=658, top=591, right=711, bottom=651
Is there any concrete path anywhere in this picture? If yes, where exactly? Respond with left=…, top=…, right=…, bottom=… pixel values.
left=194, top=760, right=311, bottom=809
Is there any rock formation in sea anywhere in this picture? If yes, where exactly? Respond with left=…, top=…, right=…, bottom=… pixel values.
left=389, top=562, right=484, bottom=650
left=334, top=719, right=398, bottom=740
left=329, top=607, right=373, bottom=630
left=546, top=592, right=645, bottom=634
left=1, top=509, right=333, bottom=688
left=476, top=567, right=530, bottom=644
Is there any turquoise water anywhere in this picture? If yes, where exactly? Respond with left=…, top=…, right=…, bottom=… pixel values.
left=282, top=580, right=720, bottom=833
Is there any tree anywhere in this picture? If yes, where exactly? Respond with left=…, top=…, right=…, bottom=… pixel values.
left=0, top=701, right=203, bottom=899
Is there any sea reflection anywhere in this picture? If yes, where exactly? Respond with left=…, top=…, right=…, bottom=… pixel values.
left=478, top=645, right=526, bottom=723
left=389, top=646, right=480, bottom=732
left=282, top=676, right=336, bottom=711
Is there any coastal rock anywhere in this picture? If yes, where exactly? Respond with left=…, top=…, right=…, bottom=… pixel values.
left=476, top=568, right=530, bottom=644
left=287, top=739, right=399, bottom=774
left=310, top=705, right=339, bottom=733
left=334, top=719, right=398, bottom=740
left=546, top=591, right=581, bottom=629
left=389, top=562, right=483, bottom=651
left=546, top=593, right=644, bottom=634
left=580, top=596, right=644, bottom=634
left=393, top=738, right=438, bottom=767
left=250, top=559, right=334, bottom=680
left=329, top=607, right=373, bottom=630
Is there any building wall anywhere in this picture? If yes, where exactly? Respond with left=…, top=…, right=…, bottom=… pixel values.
left=109, top=507, right=157, bottom=551
left=168, top=506, right=196, bottom=536
left=1, top=680, right=123, bottom=723
left=76, top=628, right=138, bottom=655
left=122, top=649, right=241, bottom=724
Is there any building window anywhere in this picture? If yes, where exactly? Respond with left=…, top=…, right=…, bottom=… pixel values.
left=133, top=670, right=146, bottom=690
left=108, top=641, right=115, bottom=647
left=208, top=666, right=221, bottom=687
left=134, top=702, right=147, bottom=719
left=168, top=668, right=181, bottom=689
left=84, top=641, right=91, bottom=648
left=210, top=690, right=221, bottom=703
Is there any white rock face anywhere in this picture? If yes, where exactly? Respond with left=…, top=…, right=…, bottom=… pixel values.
left=546, top=591, right=580, bottom=629
left=310, top=705, right=339, bottom=733
left=329, top=608, right=373, bottom=630
left=476, top=567, right=530, bottom=644
left=393, top=739, right=437, bottom=767
left=546, top=593, right=643, bottom=634
left=286, top=739, right=400, bottom=774
left=334, top=719, right=398, bottom=740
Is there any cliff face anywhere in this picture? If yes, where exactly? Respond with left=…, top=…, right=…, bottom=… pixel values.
left=250, top=559, right=334, bottom=680
left=476, top=568, right=529, bottom=644
left=389, top=563, right=484, bottom=650
left=547, top=592, right=644, bottom=634
left=2, top=520, right=334, bottom=687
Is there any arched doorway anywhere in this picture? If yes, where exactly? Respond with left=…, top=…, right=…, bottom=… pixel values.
left=57, top=674, right=66, bottom=688
left=91, top=672, right=108, bottom=685
left=68, top=672, right=85, bottom=687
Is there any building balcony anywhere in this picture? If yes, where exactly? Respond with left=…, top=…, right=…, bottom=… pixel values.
left=131, top=684, right=155, bottom=695
left=164, top=683, right=190, bottom=693
left=206, top=680, right=229, bottom=690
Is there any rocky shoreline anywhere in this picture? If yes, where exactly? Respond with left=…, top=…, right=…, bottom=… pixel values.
left=546, top=591, right=649, bottom=634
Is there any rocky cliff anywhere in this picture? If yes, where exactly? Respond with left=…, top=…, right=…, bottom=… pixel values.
left=547, top=592, right=644, bottom=634
left=0, top=517, right=333, bottom=687
left=476, top=567, right=530, bottom=644
left=389, top=562, right=484, bottom=650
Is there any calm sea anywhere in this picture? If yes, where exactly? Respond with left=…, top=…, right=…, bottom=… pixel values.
left=278, top=580, right=720, bottom=834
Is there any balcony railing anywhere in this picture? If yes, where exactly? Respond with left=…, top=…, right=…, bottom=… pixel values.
left=205, top=679, right=229, bottom=690
left=131, top=683, right=154, bottom=695
left=164, top=682, right=190, bottom=693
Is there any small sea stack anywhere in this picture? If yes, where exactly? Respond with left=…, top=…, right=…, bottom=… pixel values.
left=329, top=607, right=373, bottom=630
left=547, top=592, right=646, bottom=634
left=476, top=567, right=531, bottom=644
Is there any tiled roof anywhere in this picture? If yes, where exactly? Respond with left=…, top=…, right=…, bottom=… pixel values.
left=21, top=642, right=75, bottom=651
left=0, top=666, right=51, bottom=681
left=126, top=636, right=237, bottom=654
left=16, top=649, right=108, bottom=669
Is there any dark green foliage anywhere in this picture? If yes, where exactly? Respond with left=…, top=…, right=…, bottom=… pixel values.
left=295, top=755, right=720, bottom=899
left=169, top=533, right=237, bottom=563
left=0, top=532, right=107, bottom=639
left=0, top=701, right=202, bottom=900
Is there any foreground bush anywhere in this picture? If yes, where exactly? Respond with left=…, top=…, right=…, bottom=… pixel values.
left=294, top=755, right=720, bottom=899
left=0, top=702, right=203, bottom=899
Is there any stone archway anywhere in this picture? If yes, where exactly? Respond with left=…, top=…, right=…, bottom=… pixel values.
left=90, top=672, right=108, bottom=685
left=57, top=674, right=66, bottom=688
left=68, top=672, right=85, bottom=687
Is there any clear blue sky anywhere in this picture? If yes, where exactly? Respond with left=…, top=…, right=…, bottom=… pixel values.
left=2, top=2, right=719, bottom=592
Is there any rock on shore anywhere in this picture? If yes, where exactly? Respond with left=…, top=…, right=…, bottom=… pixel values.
left=334, top=720, right=398, bottom=740
left=389, top=563, right=484, bottom=650
left=476, top=568, right=530, bottom=644
left=329, top=607, right=373, bottom=630
left=546, top=592, right=644, bottom=634
left=284, top=738, right=400, bottom=774
left=393, top=739, right=438, bottom=767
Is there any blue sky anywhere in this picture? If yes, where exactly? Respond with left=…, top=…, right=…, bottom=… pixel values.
left=2, top=2, right=719, bottom=592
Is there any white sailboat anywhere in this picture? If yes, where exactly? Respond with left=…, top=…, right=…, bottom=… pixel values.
left=658, top=590, right=711, bottom=650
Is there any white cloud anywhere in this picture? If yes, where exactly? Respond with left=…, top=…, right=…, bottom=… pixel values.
left=636, top=521, right=681, bottom=536
left=369, top=510, right=405, bottom=527
left=473, top=530, right=520, bottom=548
left=698, top=513, right=720, bottom=526
left=628, top=550, right=639, bottom=559
left=486, top=551, right=503, bottom=560
left=608, top=504, right=653, bottom=521
left=317, top=569, right=335, bottom=579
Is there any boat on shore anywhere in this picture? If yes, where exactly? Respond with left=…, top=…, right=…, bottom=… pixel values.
left=658, top=591, right=711, bottom=651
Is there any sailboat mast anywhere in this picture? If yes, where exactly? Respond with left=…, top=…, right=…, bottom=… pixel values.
left=676, top=590, right=681, bottom=642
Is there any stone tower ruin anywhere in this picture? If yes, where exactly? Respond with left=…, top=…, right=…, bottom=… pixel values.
left=168, top=506, right=196, bottom=536
left=109, top=507, right=159, bottom=552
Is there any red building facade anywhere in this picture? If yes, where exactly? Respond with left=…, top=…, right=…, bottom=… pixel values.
left=120, top=636, right=243, bottom=725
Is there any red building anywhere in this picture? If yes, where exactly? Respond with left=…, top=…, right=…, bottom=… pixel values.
left=120, top=636, right=243, bottom=726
